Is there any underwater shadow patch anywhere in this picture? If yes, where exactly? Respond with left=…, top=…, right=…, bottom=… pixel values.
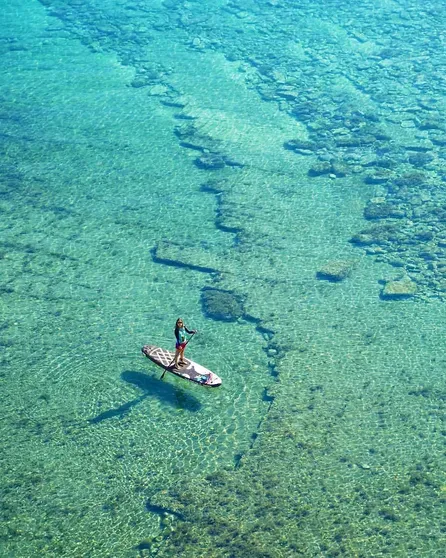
left=88, top=371, right=201, bottom=424
left=88, top=395, right=146, bottom=424
left=122, top=371, right=202, bottom=412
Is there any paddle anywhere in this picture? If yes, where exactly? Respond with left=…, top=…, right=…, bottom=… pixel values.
left=161, top=331, right=197, bottom=379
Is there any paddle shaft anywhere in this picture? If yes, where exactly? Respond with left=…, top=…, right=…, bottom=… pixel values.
left=161, top=332, right=196, bottom=379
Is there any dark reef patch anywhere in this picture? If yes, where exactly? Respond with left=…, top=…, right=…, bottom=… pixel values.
left=200, top=287, right=245, bottom=322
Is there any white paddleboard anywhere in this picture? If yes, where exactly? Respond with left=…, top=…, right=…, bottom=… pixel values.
left=142, top=345, right=222, bottom=387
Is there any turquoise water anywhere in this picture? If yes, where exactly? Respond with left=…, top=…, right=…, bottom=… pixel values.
left=1, top=0, right=445, bottom=556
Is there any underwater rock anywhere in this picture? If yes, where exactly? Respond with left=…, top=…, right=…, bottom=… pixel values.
left=283, top=139, right=316, bottom=155
left=174, top=123, right=197, bottom=140
left=366, top=157, right=397, bottom=169
left=350, top=233, right=377, bottom=246
left=415, top=230, right=434, bottom=242
left=174, top=122, right=221, bottom=152
left=148, top=84, right=170, bottom=96
left=417, top=118, right=444, bottom=131
left=131, top=75, right=151, bottom=88
left=388, top=257, right=406, bottom=268
left=364, top=201, right=405, bottom=220
left=290, top=101, right=317, bottom=122
left=276, top=87, right=300, bottom=101
left=335, top=135, right=376, bottom=148
left=431, top=207, right=446, bottom=221
left=201, top=288, right=245, bottom=321
left=408, top=152, right=435, bottom=168
left=373, top=131, right=392, bottom=142
left=330, top=162, right=348, bottom=177
left=7, top=43, right=28, bottom=52
left=195, top=153, right=226, bottom=170
left=378, top=47, right=397, bottom=60
left=316, top=260, right=354, bottom=282
left=162, top=96, right=190, bottom=108
left=431, top=134, right=446, bottom=146
left=404, top=141, right=433, bottom=153
left=163, top=0, right=182, bottom=9
left=364, top=169, right=394, bottom=184
left=351, top=223, right=401, bottom=246
left=308, top=161, right=332, bottom=177
left=393, top=173, right=427, bottom=189
left=381, top=277, right=417, bottom=299
left=190, top=37, right=206, bottom=50
left=419, top=249, right=437, bottom=261
left=308, top=160, right=348, bottom=178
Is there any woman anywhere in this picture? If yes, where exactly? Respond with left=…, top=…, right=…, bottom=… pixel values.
left=174, top=318, right=196, bottom=368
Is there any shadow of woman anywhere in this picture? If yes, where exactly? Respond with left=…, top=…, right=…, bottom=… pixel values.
left=88, top=370, right=202, bottom=424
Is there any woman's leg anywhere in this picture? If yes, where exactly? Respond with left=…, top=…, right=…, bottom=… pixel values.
left=174, top=348, right=181, bottom=367
left=179, top=347, right=186, bottom=364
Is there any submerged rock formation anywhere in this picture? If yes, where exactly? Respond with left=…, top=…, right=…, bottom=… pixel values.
left=381, top=277, right=417, bottom=299
left=316, top=260, right=355, bottom=282
left=200, top=287, right=245, bottom=321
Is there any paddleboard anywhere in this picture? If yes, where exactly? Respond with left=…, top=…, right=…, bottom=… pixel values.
left=141, top=345, right=222, bottom=387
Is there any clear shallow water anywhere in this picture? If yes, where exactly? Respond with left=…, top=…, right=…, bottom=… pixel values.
left=1, top=0, right=445, bottom=556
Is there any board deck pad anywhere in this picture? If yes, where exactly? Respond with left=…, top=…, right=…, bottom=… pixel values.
left=142, top=345, right=222, bottom=387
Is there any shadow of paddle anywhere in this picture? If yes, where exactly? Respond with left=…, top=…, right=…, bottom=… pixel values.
left=88, top=394, right=147, bottom=424
left=88, top=370, right=201, bottom=424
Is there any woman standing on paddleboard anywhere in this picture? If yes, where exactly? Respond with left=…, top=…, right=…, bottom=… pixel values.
left=174, top=318, right=196, bottom=368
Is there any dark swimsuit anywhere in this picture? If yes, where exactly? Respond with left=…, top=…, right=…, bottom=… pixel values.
left=175, top=325, right=193, bottom=349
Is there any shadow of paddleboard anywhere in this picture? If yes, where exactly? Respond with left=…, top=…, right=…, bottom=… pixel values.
left=88, top=370, right=202, bottom=424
